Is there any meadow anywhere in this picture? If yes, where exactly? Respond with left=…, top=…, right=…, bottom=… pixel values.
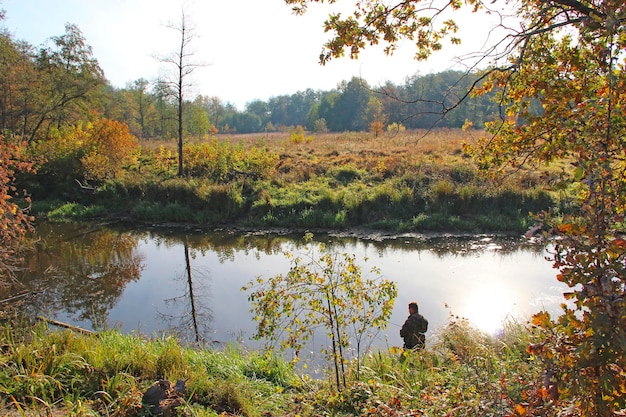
left=41, top=128, right=571, bottom=234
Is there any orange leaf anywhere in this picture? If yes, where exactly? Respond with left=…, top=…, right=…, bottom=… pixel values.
left=532, top=311, right=551, bottom=327
left=558, top=223, right=573, bottom=233
left=613, top=238, right=626, bottom=248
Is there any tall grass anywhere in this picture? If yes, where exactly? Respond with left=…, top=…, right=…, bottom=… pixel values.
left=0, top=322, right=302, bottom=416
left=35, top=129, right=568, bottom=233
left=0, top=316, right=547, bottom=416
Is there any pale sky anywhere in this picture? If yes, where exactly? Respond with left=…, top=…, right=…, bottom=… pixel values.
left=1, top=0, right=515, bottom=110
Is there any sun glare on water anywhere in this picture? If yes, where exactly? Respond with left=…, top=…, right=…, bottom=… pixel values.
left=461, top=284, right=517, bottom=334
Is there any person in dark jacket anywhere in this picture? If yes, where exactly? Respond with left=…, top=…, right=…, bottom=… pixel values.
left=400, top=301, right=428, bottom=350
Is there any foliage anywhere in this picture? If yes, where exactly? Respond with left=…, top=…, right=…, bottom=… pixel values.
left=243, top=232, right=398, bottom=391
left=182, top=138, right=279, bottom=181
left=289, top=125, right=312, bottom=144
left=186, top=96, right=212, bottom=138
left=472, top=4, right=626, bottom=416
left=0, top=324, right=302, bottom=416
left=0, top=135, right=35, bottom=283
left=312, top=117, right=328, bottom=133
left=30, top=118, right=139, bottom=189
left=80, top=118, right=139, bottom=181
left=30, top=129, right=558, bottom=232
left=46, top=202, right=108, bottom=222
left=386, top=122, right=406, bottom=135
left=0, top=315, right=559, bottom=417
left=0, top=23, right=105, bottom=143
left=369, top=120, right=385, bottom=137
left=1, top=15, right=502, bottom=143
left=28, top=124, right=85, bottom=193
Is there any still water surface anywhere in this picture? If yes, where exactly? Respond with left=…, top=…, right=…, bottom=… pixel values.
left=11, top=222, right=568, bottom=353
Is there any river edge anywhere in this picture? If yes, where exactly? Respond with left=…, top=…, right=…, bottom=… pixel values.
left=90, top=215, right=542, bottom=242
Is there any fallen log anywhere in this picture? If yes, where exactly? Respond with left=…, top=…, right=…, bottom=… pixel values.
left=37, top=316, right=96, bottom=335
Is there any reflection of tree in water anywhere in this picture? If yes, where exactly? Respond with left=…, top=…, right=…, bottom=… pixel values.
left=13, top=222, right=551, bottom=341
left=141, top=228, right=289, bottom=261
left=122, top=225, right=547, bottom=267
left=326, top=232, right=547, bottom=259
left=156, top=236, right=215, bottom=344
left=17, top=223, right=143, bottom=330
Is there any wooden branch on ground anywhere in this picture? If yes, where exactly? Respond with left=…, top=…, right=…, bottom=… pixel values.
left=37, top=316, right=96, bottom=335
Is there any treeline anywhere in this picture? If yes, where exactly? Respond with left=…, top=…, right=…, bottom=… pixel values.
left=108, top=71, right=499, bottom=137
left=0, top=21, right=499, bottom=142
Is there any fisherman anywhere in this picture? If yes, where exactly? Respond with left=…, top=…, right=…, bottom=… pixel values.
left=400, top=301, right=428, bottom=350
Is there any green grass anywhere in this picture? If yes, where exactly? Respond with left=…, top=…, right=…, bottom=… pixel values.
left=46, top=202, right=109, bottom=222
left=0, top=316, right=548, bottom=416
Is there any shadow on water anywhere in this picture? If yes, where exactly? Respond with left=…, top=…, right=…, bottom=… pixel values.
left=4, top=222, right=564, bottom=359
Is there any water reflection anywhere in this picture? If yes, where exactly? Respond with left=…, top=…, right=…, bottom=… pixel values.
left=155, top=237, right=215, bottom=343
left=14, top=223, right=143, bottom=329
left=9, top=223, right=567, bottom=349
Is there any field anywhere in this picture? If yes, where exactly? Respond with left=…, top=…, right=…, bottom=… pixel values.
left=40, top=128, right=570, bottom=234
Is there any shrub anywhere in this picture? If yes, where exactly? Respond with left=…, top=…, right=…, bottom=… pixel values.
left=289, top=125, right=306, bottom=143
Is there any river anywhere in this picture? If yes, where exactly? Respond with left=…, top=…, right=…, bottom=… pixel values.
left=7, top=222, right=567, bottom=357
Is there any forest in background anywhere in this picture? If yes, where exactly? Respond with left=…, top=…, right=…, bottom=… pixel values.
left=0, top=20, right=498, bottom=142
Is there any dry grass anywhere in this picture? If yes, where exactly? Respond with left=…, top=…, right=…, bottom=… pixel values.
left=142, top=128, right=479, bottom=158
left=90, top=128, right=560, bottom=232
left=140, top=128, right=483, bottom=182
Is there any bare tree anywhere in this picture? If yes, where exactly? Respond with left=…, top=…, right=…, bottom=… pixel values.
left=156, top=6, right=204, bottom=177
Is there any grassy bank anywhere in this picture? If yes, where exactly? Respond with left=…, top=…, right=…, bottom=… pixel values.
left=1, top=317, right=545, bottom=416
left=31, top=129, right=575, bottom=234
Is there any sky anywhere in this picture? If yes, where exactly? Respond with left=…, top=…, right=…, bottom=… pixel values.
left=1, top=0, right=515, bottom=110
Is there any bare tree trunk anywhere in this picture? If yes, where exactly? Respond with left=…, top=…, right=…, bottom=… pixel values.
left=177, top=20, right=185, bottom=177
left=156, top=6, right=204, bottom=177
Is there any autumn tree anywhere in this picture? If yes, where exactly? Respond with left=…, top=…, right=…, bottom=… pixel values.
left=186, top=96, right=211, bottom=138
left=286, top=0, right=625, bottom=415
left=106, top=78, right=157, bottom=139
left=157, top=7, right=204, bottom=177
left=0, top=21, right=105, bottom=142
left=152, top=78, right=178, bottom=139
left=364, top=96, right=387, bottom=137
left=472, top=8, right=626, bottom=415
left=0, top=28, right=38, bottom=138
left=243, top=233, right=397, bottom=391
left=333, top=77, right=372, bottom=131
left=131, top=78, right=154, bottom=139
left=80, top=118, right=139, bottom=182
left=30, top=118, right=139, bottom=190
left=203, top=96, right=228, bottom=132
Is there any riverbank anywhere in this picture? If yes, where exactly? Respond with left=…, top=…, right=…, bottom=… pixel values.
left=29, top=130, right=573, bottom=235
left=0, top=316, right=544, bottom=416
